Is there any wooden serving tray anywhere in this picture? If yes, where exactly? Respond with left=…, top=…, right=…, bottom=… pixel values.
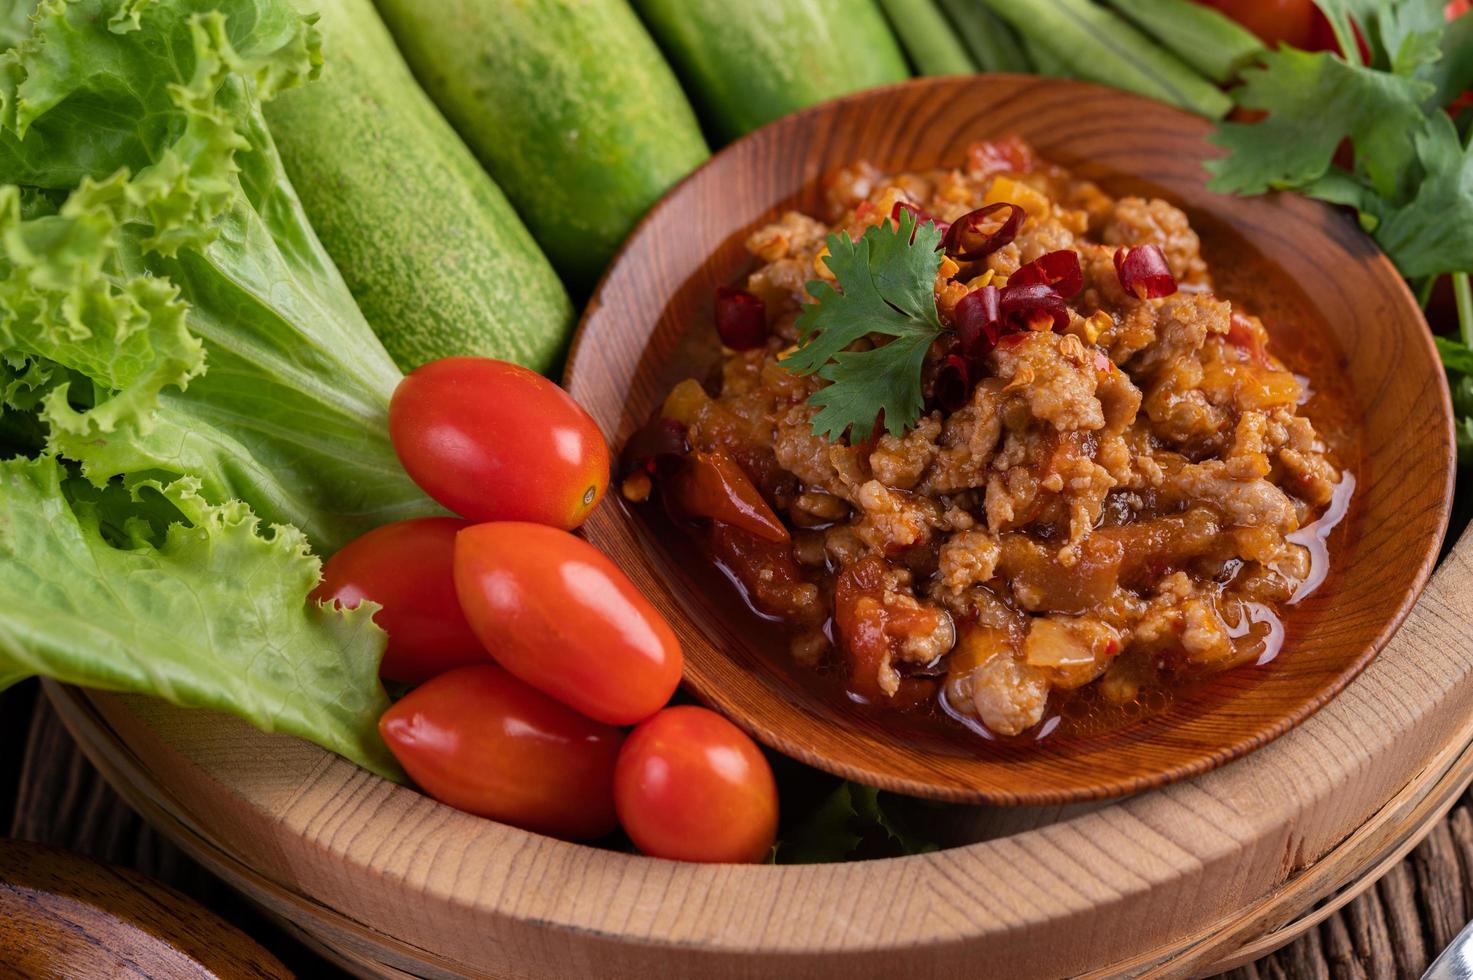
left=41, top=514, right=1473, bottom=978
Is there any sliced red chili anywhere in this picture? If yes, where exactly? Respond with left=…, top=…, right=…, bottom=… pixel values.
left=999, top=282, right=1069, bottom=334
left=942, top=203, right=1023, bottom=261
left=891, top=201, right=950, bottom=243
left=714, top=286, right=769, bottom=349
left=953, top=284, right=1003, bottom=358
left=1113, top=244, right=1178, bottom=299
left=1010, top=249, right=1083, bottom=298
left=933, top=353, right=972, bottom=413
left=620, top=416, right=690, bottom=479
left=670, top=450, right=790, bottom=543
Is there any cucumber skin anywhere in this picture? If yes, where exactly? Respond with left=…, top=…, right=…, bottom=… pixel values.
left=373, top=0, right=710, bottom=293
left=632, top=0, right=911, bottom=142
left=264, top=0, right=574, bottom=374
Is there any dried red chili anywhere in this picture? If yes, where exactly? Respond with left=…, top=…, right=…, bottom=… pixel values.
left=670, top=450, right=790, bottom=543
left=933, top=353, right=972, bottom=413
left=942, top=203, right=1023, bottom=261
left=620, top=416, right=690, bottom=479
left=1113, top=244, right=1177, bottom=299
left=1010, top=249, right=1083, bottom=298
left=714, top=286, right=769, bottom=349
left=890, top=201, right=950, bottom=242
left=954, top=284, right=1003, bottom=358
left=999, top=282, right=1070, bottom=334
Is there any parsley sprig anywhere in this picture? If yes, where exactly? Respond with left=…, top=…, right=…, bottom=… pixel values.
left=1208, top=1, right=1473, bottom=462
left=783, top=209, right=945, bottom=442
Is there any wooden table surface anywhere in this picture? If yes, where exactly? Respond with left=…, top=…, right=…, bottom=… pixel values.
left=4, top=677, right=1470, bottom=979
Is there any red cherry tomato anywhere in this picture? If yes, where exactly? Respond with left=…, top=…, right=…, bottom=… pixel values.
left=379, top=664, right=624, bottom=840
left=1197, top=0, right=1317, bottom=48
left=389, top=357, right=610, bottom=529
left=313, top=518, right=485, bottom=685
left=614, top=706, right=778, bottom=863
left=454, top=522, right=682, bottom=725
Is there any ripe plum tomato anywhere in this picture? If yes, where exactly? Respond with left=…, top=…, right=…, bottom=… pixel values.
left=312, top=517, right=484, bottom=685
left=389, top=357, right=610, bottom=529
left=454, top=522, right=682, bottom=725
left=379, top=664, right=624, bottom=840
left=1197, top=0, right=1317, bottom=48
left=614, top=706, right=778, bottom=863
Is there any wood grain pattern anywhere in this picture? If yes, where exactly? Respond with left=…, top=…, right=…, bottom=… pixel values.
left=566, top=75, right=1454, bottom=804
left=12, top=675, right=1473, bottom=979
left=0, top=838, right=288, bottom=979
left=22, top=77, right=1473, bottom=979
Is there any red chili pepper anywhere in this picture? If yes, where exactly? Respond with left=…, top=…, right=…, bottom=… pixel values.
left=954, top=284, right=1003, bottom=358
left=891, top=201, right=950, bottom=243
left=1113, top=245, right=1178, bottom=299
left=943, top=203, right=1024, bottom=261
left=1010, top=249, right=1083, bottom=298
left=999, top=282, right=1070, bottom=333
left=954, top=280, right=1070, bottom=361
left=620, top=416, right=691, bottom=479
left=714, top=286, right=769, bottom=350
left=933, top=353, right=972, bottom=413
left=670, top=450, right=789, bottom=543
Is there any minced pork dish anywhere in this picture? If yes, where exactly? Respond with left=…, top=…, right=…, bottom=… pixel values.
left=622, top=137, right=1352, bottom=740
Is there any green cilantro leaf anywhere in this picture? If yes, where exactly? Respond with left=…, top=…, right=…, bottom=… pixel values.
left=1437, top=335, right=1473, bottom=375
left=1373, top=112, right=1473, bottom=278
left=1429, top=12, right=1473, bottom=109
left=783, top=209, right=945, bottom=442
left=773, top=780, right=940, bottom=864
left=1206, top=47, right=1434, bottom=200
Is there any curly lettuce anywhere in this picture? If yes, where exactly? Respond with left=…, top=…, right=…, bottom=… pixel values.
left=0, top=0, right=441, bottom=776
left=0, top=455, right=399, bottom=776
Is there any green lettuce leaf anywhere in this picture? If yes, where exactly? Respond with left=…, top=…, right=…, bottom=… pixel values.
left=0, top=453, right=400, bottom=779
left=0, top=0, right=435, bottom=552
left=0, top=0, right=438, bottom=774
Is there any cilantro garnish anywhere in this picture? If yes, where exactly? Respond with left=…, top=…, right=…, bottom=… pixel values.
left=783, top=209, right=946, bottom=443
left=1206, top=47, right=1433, bottom=201
left=1209, top=2, right=1473, bottom=465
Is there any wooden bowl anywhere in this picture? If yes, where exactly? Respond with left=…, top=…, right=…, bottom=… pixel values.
left=44, top=513, right=1473, bottom=978
left=566, top=75, right=1454, bottom=804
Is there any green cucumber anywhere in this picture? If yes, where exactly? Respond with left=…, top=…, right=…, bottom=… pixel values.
left=879, top=0, right=976, bottom=76
left=265, top=0, right=574, bottom=373
left=630, top=0, right=911, bottom=142
left=373, top=0, right=710, bottom=293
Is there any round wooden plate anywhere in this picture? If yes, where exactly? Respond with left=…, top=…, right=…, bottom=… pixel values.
left=567, top=75, right=1452, bottom=803
left=0, top=839, right=289, bottom=979
left=40, top=76, right=1472, bottom=980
